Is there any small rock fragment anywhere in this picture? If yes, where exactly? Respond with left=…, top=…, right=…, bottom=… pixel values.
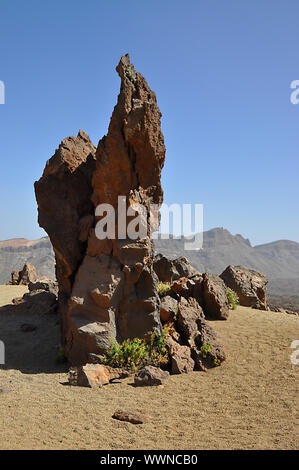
left=112, top=410, right=144, bottom=424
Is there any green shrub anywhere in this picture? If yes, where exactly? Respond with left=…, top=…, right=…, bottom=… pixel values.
left=200, top=344, right=211, bottom=359
left=200, top=344, right=221, bottom=368
left=103, top=327, right=169, bottom=371
left=226, top=288, right=239, bottom=310
left=157, top=282, right=171, bottom=296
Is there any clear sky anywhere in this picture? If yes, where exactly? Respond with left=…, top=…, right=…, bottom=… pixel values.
left=0, top=0, right=298, bottom=246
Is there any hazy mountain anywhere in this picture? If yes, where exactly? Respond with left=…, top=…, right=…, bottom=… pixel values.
left=0, top=237, right=55, bottom=284
left=1, top=228, right=299, bottom=296
left=155, top=228, right=299, bottom=280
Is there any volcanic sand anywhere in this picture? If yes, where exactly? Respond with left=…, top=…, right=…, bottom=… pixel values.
left=0, top=285, right=298, bottom=450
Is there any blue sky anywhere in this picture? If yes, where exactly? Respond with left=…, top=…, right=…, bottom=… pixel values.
left=0, top=0, right=298, bottom=246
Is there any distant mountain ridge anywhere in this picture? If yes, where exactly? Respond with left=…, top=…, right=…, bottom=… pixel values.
left=155, top=228, right=299, bottom=284
left=1, top=228, right=299, bottom=295
left=0, top=237, right=55, bottom=284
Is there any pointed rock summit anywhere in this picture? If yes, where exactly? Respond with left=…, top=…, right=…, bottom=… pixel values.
left=35, top=54, right=166, bottom=365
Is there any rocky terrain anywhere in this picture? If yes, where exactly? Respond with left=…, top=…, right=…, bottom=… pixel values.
left=0, top=284, right=297, bottom=449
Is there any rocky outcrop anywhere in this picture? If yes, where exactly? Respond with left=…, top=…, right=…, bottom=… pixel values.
left=159, top=295, right=178, bottom=322
left=35, top=55, right=166, bottom=365
left=10, top=262, right=37, bottom=285
left=202, top=273, right=229, bottom=320
left=220, top=265, right=268, bottom=310
left=153, top=254, right=198, bottom=283
left=162, top=296, right=225, bottom=373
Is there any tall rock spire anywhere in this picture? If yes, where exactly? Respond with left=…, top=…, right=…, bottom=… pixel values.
left=35, top=54, right=166, bottom=365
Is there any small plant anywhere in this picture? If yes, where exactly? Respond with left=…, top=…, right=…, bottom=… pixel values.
left=104, top=338, right=149, bottom=371
left=200, top=344, right=211, bottom=359
left=226, top=288, right=239, bottom=310
left=157, top=282, right=171, bottom=297
left=200, top=344, right=221, bottom=368
left=54, top=346, right=67, bottom=364
left=103, top=327, right=169, bottom=371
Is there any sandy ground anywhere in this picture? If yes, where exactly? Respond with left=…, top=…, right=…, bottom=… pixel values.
left=0, top=285, right=28, bottom=307
left=0, top=285, right=298, bottom=450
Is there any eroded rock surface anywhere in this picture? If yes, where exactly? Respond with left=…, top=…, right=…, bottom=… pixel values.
left=220, top=265, right=268, bottom=310
left=10, top=262, right=37, bottom=286
left=68, top=364, right=129, bottom=388
left=202, top=273, right=229, bottom=320
left=134, top=365, right=169, bottom=386
left=35, top=55, right=165, bottom=365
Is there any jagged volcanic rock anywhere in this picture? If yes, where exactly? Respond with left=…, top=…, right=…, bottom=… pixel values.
left=220, top=265, right=268, bottom=310
left=35, top=54, right=165, bottom=365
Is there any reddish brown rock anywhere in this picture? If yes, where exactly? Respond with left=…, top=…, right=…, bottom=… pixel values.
left=202, top=273, right=229, bottom=320
left=10, top=262, right=37, bottom=285
left=160, top=295, right=178, bottom=323
left=68, top=364, right=129, bottom=388
left=191, top=318, right=226, bottom=370
left=177, top=297, right=204, bottom=344
left=35, top=55, right=165, bottom=365
left=171, top=277, right=196, bottom=299
left=112, top=410, right=144, bottom=424
left=134, top=365, right=169, bottom=386
left=35, top=130, right=96, bottom=342
left=153, top=254, right=198, bottom=283
left=10, top=271, right=19, bottom=285
left=220, top=265, right=268, bottom=310
left=167, top=336, right=195, bottom=374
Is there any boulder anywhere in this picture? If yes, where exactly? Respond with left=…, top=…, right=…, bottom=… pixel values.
left=10, top=271, right=19, bottom=285
left=28, top=280, right=58, bottom=296
left=10, top=262, right=37, bottom=285
left=171, top=277, right=196, bottom=299
left=173, top=257, right=198, bottom=279
left=171, top=296, right=225, bottom=371
left=177, top=297, right=204, bottom=343
left=192, top=318, right=226, bottom=370
left=160, top=296, right=178, bottom=322
left=167, top=337, right=194, bottom=374
left=153, top=254, right=177, bottom=282
left=202, top=273, right=229, bottom=320
left=134, top=365, right=170, bottom=386
left=35, top=54, right=166, bottom=365
left=220, top=265, right=268, bottom=310
left=12, top=289, right=58, bottom=316
left=68, top=364, right=129, bottom=388
left=153, top=254, right=198, bottom=282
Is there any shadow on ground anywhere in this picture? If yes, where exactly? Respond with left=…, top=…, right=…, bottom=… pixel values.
left=0, top=301, right=67, bottom=374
